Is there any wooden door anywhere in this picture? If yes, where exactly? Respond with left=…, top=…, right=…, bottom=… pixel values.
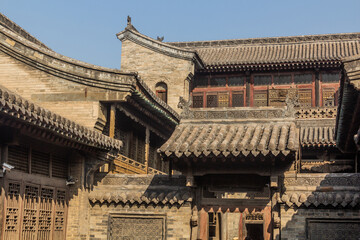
left=2, top=181, right=67, bottom=240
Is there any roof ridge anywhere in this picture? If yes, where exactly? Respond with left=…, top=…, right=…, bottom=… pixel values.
left=0, top=12, right=51, bottom=50
left=168, top=32, right=360, bottom=48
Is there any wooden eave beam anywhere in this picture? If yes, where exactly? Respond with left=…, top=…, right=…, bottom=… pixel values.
left=0, top=115, right=104, bottom=153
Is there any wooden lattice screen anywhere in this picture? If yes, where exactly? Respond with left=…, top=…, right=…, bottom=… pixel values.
left=322, top=88, right=336, bottom=106
left=193, top=95, right=204, bottom=108
left=2, top=181, right=67, bottom=240
left=232, top=91, right=244, bottom=107
left=207, top=94, right=218, bottom=108
left=218, top=93, right=229, bottom=107
left=298, top=89, right=312, bottom=107
left=253, top=90, right=268, bottom=107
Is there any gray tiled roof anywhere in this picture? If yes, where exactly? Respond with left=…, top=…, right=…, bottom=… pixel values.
left=169, top=33, right=360, bottom=67
left=159, top=121, right=298, bottom=158
left=0, top=85, right=122, bottom=151
left=300, top=126, right=336, bottom=147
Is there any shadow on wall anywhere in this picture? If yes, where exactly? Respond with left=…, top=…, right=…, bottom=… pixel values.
left=278, top=173, right=360, bottom=240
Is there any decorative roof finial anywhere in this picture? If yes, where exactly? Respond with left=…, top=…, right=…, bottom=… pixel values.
left=283, top=92, right=300, bottom=117
left=127, top=15, right=131, bottom=26
left=178, top=96, right=192, bottom=118
left=157, top=36, right=164, bottom=42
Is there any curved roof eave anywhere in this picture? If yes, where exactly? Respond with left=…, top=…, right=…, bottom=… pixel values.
left=0, top=23, right=180, bottom=124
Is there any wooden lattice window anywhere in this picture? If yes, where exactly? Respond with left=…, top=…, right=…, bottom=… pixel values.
left=274, top=75, right=292, bottom=85
left=52, top=154, right=68, bottom=179
left=323, top=88, right=336, bottom=106
left=32, top=150, right=50, bottom=176
left=54, top=190, right=67, bottom=240
left=3, top=182, right=67, bottom=240
left=253, top=90, right=268, bottom=106
left=298, top=89, right=312, bottom=107
left=22, top=185, right=39, bottom=239
left=269, top=89, right=292, bottom=106
left=207, top=94, right=218, bottom=108
left=232, top=91, right=244, bottom=107
left=8, top=145, right=29, bottom=172
left=4, top=182, right=21, bottom=239
left=193, top=94, right=204, bottom=108
left=194, top=76, right=208, bottom=87
left=38, top=188, right=54, bottom=239
left=294, top=74, right=313, bottom=84
left=218, top=93, right=229, bottom=107
left=136, top=138, right=145, bottom=163
left=210, top=77, right=226, bottom=87
left=228, top=76, right=244, bottom=86
left=322, top=72, right=340, bottom=83
left=253, top=75, right=272, bottom=86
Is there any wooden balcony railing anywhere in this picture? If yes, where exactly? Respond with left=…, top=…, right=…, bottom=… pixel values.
left=112, top=154, right=166, bottom=175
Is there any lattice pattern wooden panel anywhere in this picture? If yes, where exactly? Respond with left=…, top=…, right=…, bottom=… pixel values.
left=323, top=88, right=336, bottom=106
left=38, top=188, right=54, bottom=240
left=207, top=94, right=218, bottom=108
left=3, top=182, right=67, bottom=240
left=253, top=90, right=268, bottom=107
left=53, top=190, right=66, bottom=240
left=232, top=92, right=244, bottom=107
left=192, top=95, right=203, bottom=108
left=136, top=138, right=145, bottom=164
left=269, top=88, right=297, bottom=106
left=21, top=185, right=39, bottom=239
left=4, top=182, right=21, bottom=240
left=109, top=216, right=165, bottom=240
left=218, top=93, right=229, bottom=107
left=298, top=89, right=312, bottom=107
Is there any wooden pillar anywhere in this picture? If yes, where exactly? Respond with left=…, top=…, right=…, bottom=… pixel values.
left=109, top=104, right=116, bottom=138
left=315, top=70, right=320, bottom=107
left=245, top=71, right=251, bottom=106
left=145, top=127, right=150, bottom=174
left=101, top=104, right=116, bottom=172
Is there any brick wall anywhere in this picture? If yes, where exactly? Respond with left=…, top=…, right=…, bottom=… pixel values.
left=85, top=174, right=193, bottom=240
left=121, top=40, right=194, bottom=112
left=280, top=206, right=360, bottom=240
left=66, top=153, right=90, bottom=240
left=0, top=51, right=106, bottom=128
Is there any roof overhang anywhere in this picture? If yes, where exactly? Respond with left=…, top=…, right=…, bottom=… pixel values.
left=159, top=108, right=299, bottom=173
left=336, top=55, right=360, bottom=152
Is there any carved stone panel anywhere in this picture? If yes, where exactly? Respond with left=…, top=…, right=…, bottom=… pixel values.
left=109, top=214, right=166, bottom=240
left=307, top=219, right=360, bottom=240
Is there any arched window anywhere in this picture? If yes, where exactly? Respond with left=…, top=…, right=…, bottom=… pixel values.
left=155, top=82, right=167, bottom=103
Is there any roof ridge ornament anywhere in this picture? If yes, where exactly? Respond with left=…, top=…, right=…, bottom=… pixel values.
left=157, top=36, right=164, bottom=42
left=178, top=96, right=192, bottom=118
left=283, top=92, right=300, bottom=117
left=125, top=15, right=138, bottom=32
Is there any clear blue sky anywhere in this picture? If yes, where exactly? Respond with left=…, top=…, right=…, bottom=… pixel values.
left=1, top=0, right=359, bottom=69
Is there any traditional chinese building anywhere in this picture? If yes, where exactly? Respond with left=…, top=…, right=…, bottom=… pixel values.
left=1, top=12, right=360, bottom=240
left=0, top=13, right=179, bottom=240
left=116, top=20, right=360, bottom=240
